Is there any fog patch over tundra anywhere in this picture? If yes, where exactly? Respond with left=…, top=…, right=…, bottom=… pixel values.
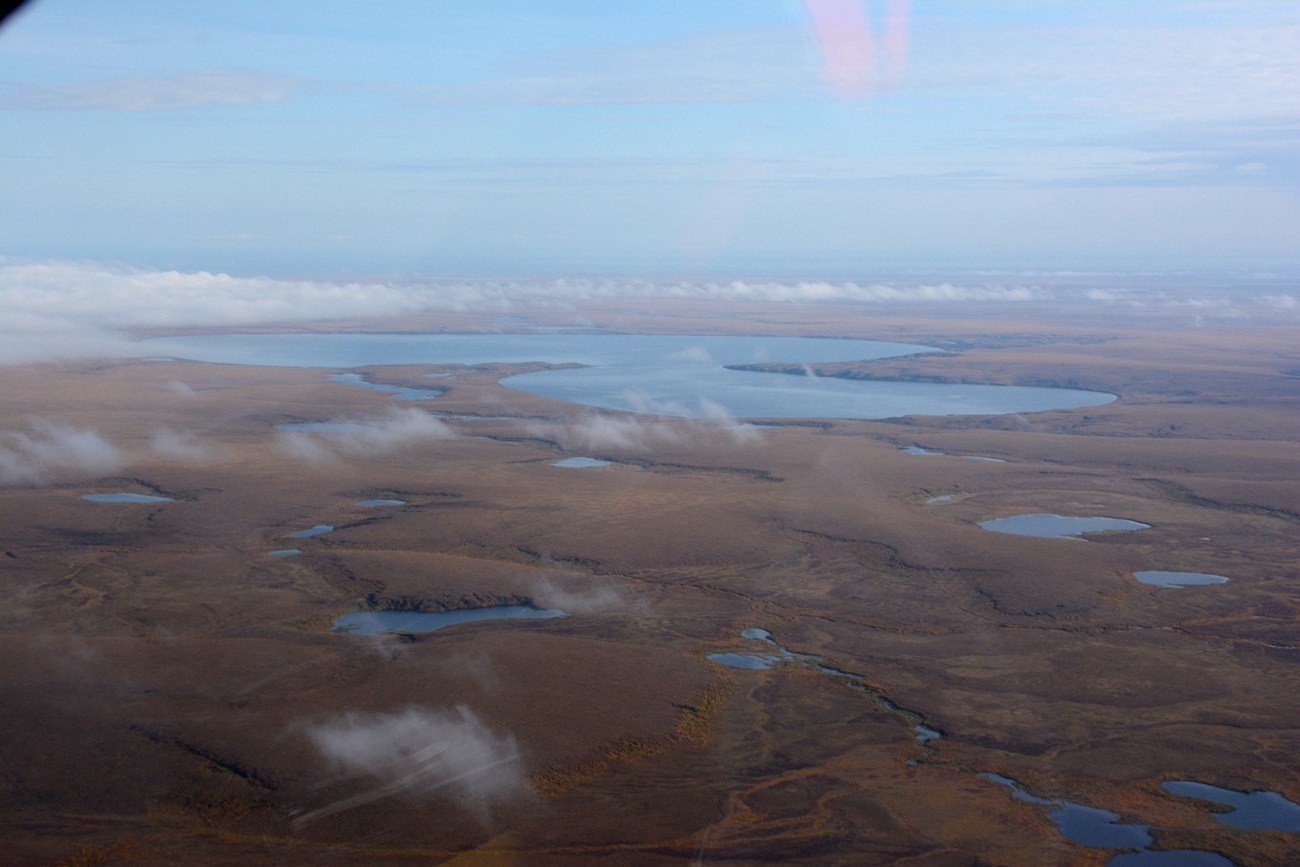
left=275, top=407, right=455, bottom=464
left=296, top=705, right=529, bottom=826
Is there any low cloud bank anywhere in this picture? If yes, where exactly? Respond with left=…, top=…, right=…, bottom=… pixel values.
left=275, top=408, right=455, bottom=464
left=296, top=706, right=528, bottom=826
left=6, top=258, right=1292, bottom=364
left=0, top=421, right=123, bottom=484
left=1, top=258, right=1053, bottom=364
left=0, top=419, right=224, bottom=486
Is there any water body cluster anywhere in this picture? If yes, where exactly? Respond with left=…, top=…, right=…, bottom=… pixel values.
left=709, top=628, right=942, bottom=745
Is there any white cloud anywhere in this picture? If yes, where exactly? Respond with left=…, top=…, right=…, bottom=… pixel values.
left=0, top=420, right=123, bottom=485
left=525, top=577, right=624, bottom=615
left=0, top=70, right=305, bottom=111
left=163, top=380, right=197, bottom=397
left=275, top=408, right=455, bottom=464
left=296, top=706, right=528, bottom=826
left=150, top=427, right=216, bottom=462
left=0, top=258, right=1062, bottom=365
left=526, top=396, right=760, bottom=453
left=1261, top=293, right=1297, bottom=308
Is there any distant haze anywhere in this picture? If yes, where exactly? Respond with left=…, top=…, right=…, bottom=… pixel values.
left=1, top=1, right=1298, bottom=275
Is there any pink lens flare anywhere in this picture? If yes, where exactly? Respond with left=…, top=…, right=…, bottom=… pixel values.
left=804, top=0, right=910, bottom=97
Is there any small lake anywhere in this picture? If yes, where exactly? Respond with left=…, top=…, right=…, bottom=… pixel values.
left=901, top=445, right=1005, bottom=461
left=707, top=652, right=781, bottom=669
left=82, top=493, right=173, bottom=503
left=145, top=333, right=1116, bottom=421
left=1163, top=780, right=1300, bottom=831
left=978, top=514, right=1150, bottom=539
left=328, top=372, right=445, bottom=400
left=287, top=524, right=333, bottom=538
left=978, top=773, right=1238, bottom=864
left=333, top=604, right=567, bottom=635
left=1134, top=571, right=1228, bottom=588
left=356, top=498, right=405, bottom=507
left=268, top=548, right=301, bottom=557
left=553, top=457, right=612, bottom=468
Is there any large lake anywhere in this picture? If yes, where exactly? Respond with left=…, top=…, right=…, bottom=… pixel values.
left=144, top=333, right=1115, bottom=420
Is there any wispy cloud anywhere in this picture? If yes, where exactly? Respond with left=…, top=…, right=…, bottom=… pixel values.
left=526, top=396, right=760, bottom=453
left=0, top=420, right=122, bottom=485
left=4, top=258, right=1295, bottom=365
left=1, top=259, right=1049, bottom=364
left=525, top=577, right=625, bottom=616
left=275, top=408, right=455, bottom=465
left=296, top=706, right=529, bottom=827
left=0, top=70, right=306, bottom=111
left=150, top=427, right=216, bottom=462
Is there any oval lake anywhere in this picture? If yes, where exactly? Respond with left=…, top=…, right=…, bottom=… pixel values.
left=142, top=333, right=1116, bottom=420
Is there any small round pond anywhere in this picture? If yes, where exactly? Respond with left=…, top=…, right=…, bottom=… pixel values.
left=1134, top=571, right=1228, bottom=588
left=978, top=514, right=1150, bottom=540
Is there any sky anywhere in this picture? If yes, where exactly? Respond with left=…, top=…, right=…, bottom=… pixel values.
left=1, top=0, right=1298, bottom=279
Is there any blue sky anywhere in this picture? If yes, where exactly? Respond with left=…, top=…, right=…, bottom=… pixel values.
left=1, top=0, right=1298, bottom=276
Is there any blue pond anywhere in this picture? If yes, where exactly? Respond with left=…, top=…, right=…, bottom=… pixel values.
left=145, top=333, right=1115, bottom=421
left=287, top=524, right=333, bottom=539
left=333, top=604, right=566, bottom=635
left=553, top=457, right=612, bottom=468
left=268, top=549, right=301, bottom=557
left=978, top=773, right=1234, bottom=864
left=82, top=493, right=173, bottom=503
left=978, top=774, right=1153, bottom=848
left=707, top=652, right=781, bottom=670
left=978, top=514, right=1150, bottom=539
left=356, top=498, right=405, bottom=507
left=1163, top=780, right=1300, bottom=831
left=1134, top=571, right=1229, bottom=588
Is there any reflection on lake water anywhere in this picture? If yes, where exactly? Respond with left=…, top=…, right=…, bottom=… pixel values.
left=553, top=457, right=612, bottom=468
left=978, top=514, right=1150, bottom=539
left=356, top=499, right=405, bottom=507
left=268, top=549, right=301, bottom=557
left=146, top=333, right=1116, bottom=420
left=333, top=604, right=566, bottom=635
